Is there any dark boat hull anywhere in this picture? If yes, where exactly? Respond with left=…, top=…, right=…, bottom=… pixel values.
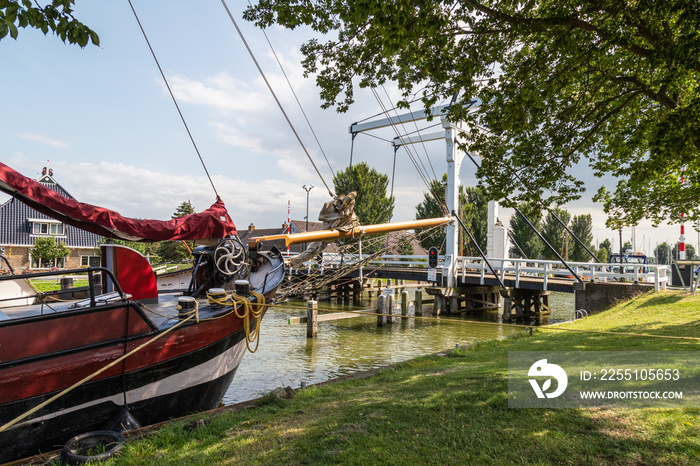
left=0, top=248, right=285, bottom=464
left=0, top=312, right=252, bottom=464
left=0, top=332, right=245, bottom=463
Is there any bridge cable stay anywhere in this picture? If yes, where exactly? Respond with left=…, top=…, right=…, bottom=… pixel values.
left=371, top=88, right=437, bottom=192
left=368, top=87, right=448, bottom=213
left=501, top=163, right=601, bottom=263
left=462, top=123, right=600, bottom=264
left=464, top=152, right=583, bottom=283
left=382, top=85, right=438, bottom=181
left=452, top=210, right=507, bottom=290
left=546, top=208, right=601, bottom=263
left=221, top=0, right=335, bottom=197
left=507, top=231, right=528, bottom=260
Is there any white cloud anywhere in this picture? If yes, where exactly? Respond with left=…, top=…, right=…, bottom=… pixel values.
left=18, top=133, right=70, bottom=148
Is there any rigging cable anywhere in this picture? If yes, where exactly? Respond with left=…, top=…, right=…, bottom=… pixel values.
left=382, top=85, right=438, bottom=181
left=221, top=0, right=334, bottom=197
left=127, top=0, right=219, bottom=199
left=369, top=87, right=447, bottom=214
left=371, top=88, right=449, bottom=214
left=252, top=1, right=335, bottom=178
left=377, top=87, right=434, bottom=189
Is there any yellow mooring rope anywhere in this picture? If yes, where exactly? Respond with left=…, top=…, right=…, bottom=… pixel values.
left=207, top=290, right=266, bottom=353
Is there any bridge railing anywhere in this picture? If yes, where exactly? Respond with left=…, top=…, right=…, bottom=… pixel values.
left=285, top=252, right=669, bottom=291
left=455, top=257, right=669, bottom=291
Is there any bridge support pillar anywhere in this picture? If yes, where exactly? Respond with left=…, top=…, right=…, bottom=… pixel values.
left=425, top=286, right=500, bottom=315
left=353, top=281, right=363, bottom=305
left=502, top=289, right=551, bottom=319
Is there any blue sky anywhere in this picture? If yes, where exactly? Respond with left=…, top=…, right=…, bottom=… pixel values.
left=1, top=1, right=694, bottom=255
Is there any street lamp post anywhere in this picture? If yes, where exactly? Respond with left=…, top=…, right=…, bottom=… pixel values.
left=302, top=184, right=314, bottom=232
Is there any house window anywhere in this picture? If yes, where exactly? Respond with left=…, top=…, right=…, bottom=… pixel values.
left=31, top=221, right=64, bottom=236
left=81, top=256, right=101, bottom=267
left=31, top=256, right=66, bottom=269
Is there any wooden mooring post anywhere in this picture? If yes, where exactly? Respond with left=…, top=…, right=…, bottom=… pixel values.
left=386, top=292, right=395, bottom=324
left=307, top=300, right=318, bottom=338
left=414, top=288, right=423, bottom=316
left=377, top=294, right=386, bottom=327
left=401, top=291, right=409, bottom=316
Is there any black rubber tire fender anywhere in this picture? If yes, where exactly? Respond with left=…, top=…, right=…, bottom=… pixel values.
left=60, top=430, right=124, bottom=465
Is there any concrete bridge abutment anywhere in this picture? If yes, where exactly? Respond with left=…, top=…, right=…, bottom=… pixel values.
left=574, top=281, right=654, bottom=314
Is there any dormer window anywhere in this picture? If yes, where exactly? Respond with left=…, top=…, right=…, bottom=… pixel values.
left=29, top=219, right=65, bottom=236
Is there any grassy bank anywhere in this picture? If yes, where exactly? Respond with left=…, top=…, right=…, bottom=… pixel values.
left=96, top=291, right=700, bottom=465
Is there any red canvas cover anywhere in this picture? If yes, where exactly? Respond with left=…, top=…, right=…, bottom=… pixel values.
left=0, top=162, right=237, bottom=241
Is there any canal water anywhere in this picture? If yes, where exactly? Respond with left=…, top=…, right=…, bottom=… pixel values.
left=223, top=291, right=575, bottom=405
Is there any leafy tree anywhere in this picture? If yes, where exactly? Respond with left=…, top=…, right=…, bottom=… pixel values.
left=156, top=201, right=196, bottom=262
left=598, top=238, right=612, bottom=264
left=672, top=242, right=696, bottom=261
left=508, top=203, right=543, bottom=260
left=246, top=1, right=700, bottom=228
left=569, top=214, right=594, bottom=262
left=654, top=242, right=672, bottom=265
left=415, top=176, right=447, bottom=253
left=598, top=239, right=612, bottom=262
left=540, top=208, right=570, bottom=261
left=0, top=0, right=99, bottom=46
left=333, top=162, right=394, bottom=225
left=32, top=236, right=70, bottom=268
left=333, top=163, right=394, bottom=254
left=460, top=185, right=488, bottom=256
left=414, top=175, right=487, bottom=255
left=597, top=245, right=609, bottom=264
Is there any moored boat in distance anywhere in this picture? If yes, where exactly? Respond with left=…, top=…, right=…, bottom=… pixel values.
left=0, top=163, right=285, bottom=463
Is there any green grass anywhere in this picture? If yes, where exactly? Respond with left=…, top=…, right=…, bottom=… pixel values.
left=99, top=291, right=700, bottom=465
left=30, top=279, right=89, bottom=293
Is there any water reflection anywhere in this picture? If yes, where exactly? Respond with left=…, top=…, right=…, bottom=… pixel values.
left=223, top=291, right=575, bottom=404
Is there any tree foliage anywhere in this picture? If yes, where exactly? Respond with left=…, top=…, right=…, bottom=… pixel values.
left=156, top=201, right=196, bottom=262
left=245, top=0, right=700, bottom=227
left=569, top=214, right=594, bottom=262
left=0, top=0, right=99, bottom=46
left=654, top=241, right=671, bottom=264
left=333, top=162, right=394, bottom=225
left=415, top=176, right=448, bottom=253
left=32, top=236, right=70, bottom=265
left=461, top=185, right=488, bottom=256
left=540, top=208, right=570, bottom=261
left=598, top=238, right=612, bottom=262
left=414, top=175, right=487, bottom=254
left=672, top=242, right=696, bottom=261
left=509, top=203, right=543, bottom=260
